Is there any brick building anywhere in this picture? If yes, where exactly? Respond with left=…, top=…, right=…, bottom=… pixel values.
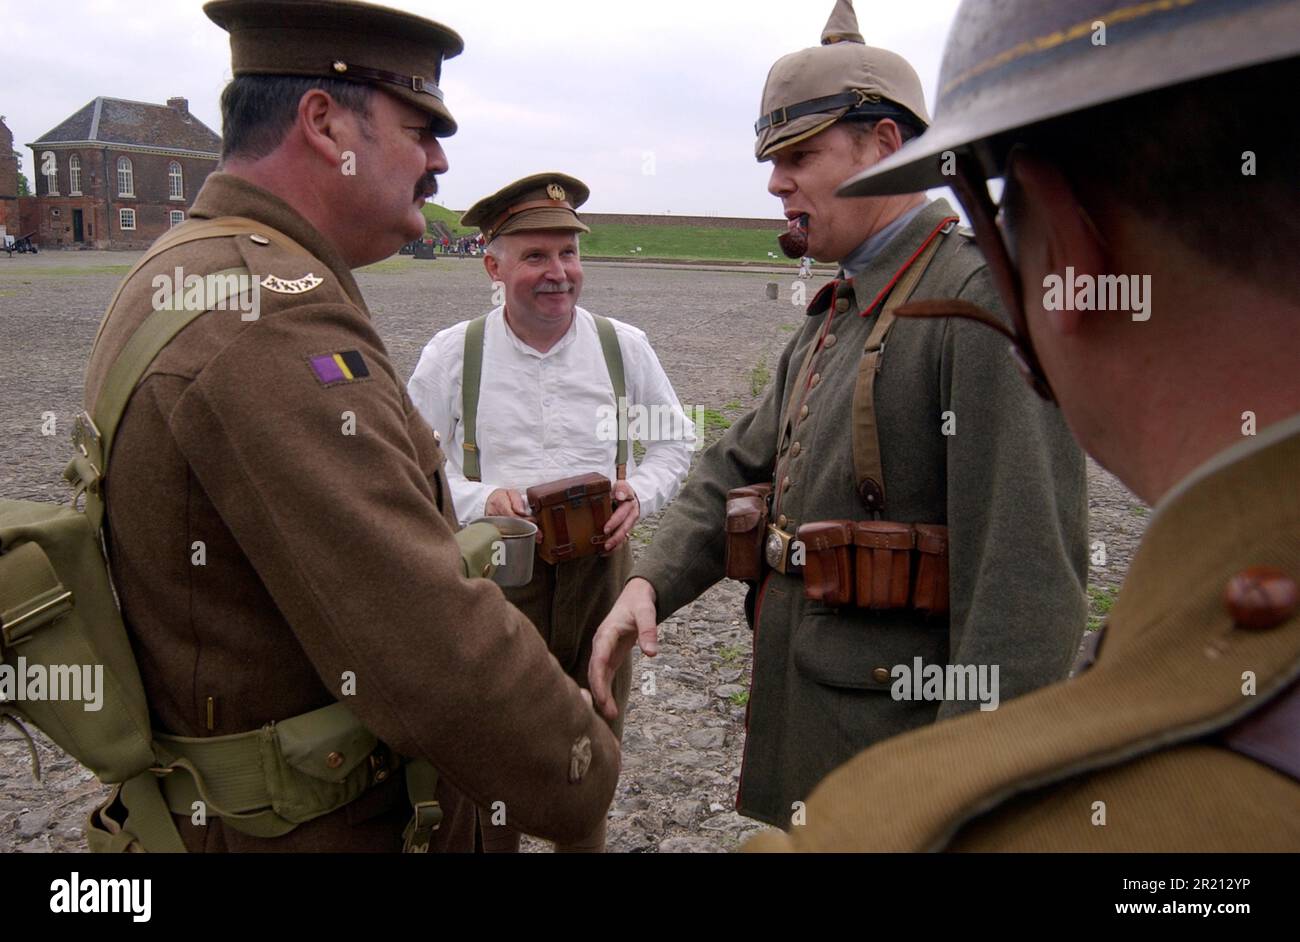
left=0, top=116, right=21, bottom=239
left=24, top=96, right=220, bottom=250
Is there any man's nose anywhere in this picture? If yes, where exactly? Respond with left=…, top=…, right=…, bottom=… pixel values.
left=768, top=163, right=792, bottom=199
left=425, top=138, right=449, bottom=174
left=545, top=254, right=566, bottom=280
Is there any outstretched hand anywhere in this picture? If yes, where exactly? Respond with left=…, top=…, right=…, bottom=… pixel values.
left=588, top=578, right=659, bottom=722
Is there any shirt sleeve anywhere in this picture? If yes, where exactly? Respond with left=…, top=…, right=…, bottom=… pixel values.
left=936, top=268, right=1090, bottom=720
left=630, top=324, right=803, bottom=621
left=169, top=302, right=619, bottom=843
left=621, top=326, right=695, bottom=518
left=407, top=328, right=498, bottom=526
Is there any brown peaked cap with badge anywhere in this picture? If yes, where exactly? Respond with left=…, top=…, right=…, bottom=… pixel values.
left=203, top=0, right=464, bottom=135
left=461, top=173, right=591, bottom=243
left=754, top=0, right=930, bottom=159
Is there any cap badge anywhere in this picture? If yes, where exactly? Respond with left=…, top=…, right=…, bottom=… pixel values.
left=546, top=183, right=566, bottom=201
left=332, top=60, right=348, bottom=74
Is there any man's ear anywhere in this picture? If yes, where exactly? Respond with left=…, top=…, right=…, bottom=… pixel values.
left=872, top=119, right=907, bottom=160
left=1007, top=150, right=1106, bottom=336
left=296, top=89, right=350, bottom=169
left=483, top=251, right=499, bottom=281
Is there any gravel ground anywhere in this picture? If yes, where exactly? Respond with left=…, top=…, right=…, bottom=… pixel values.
left=0, top=250, right=1147, bottom=852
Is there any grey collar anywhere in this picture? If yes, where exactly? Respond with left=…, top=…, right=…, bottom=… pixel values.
left=839, top=200, right=930, bottom=279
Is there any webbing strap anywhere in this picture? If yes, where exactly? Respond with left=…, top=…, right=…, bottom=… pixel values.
left=402, top=759, right=442, bottom=853
left=850, top=224, right=951, bottom=516
left=110, top=773, right=189, bottom=853
left=461, top=312, right=628, bottom=482
left=88, top=216, right=313, bottom=355
left=153, top=728, right=273, bottom=813
left=95, top=268, right=248, bottom=464
left=461, top=314, right=487, bottom=482
left=592, top=314, right=628, bottom=480
left=80, top=217, right=315, bottom=534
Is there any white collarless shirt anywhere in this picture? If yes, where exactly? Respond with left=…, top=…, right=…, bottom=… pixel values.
left=408, top=306, right=695, bottom=525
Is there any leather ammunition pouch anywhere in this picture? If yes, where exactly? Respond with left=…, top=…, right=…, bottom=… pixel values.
left=724, top=483, right=772, bottom=582
left=853, top=521, right=914, bottom=610
left=788, top=520, right=950, bottom=614
left=911, top=524, right=950, bottom=616
left=800, top=521, right=856, bottom=607
left=527, top=472, right=614, bottom=565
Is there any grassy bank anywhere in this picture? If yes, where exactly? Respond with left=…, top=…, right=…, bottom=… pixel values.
left=423, top=203, right=792, bottom=264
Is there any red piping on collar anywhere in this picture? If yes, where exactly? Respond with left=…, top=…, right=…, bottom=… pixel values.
left=858, top=215, right=959, bottom=317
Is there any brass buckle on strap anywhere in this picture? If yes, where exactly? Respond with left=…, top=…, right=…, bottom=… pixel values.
left=764, top=524, right=795, bottom=575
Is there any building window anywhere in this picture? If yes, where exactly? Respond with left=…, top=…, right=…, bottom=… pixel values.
left=117, top=157, right=134, bottom=197
left=168, top=161, right=184, bottom=199
left=69, top=154, right=81, bottom=195
left=169, top=210, right=185, bottom=228
left=119, top=208, right=136, bottom=231
left=42, top=151, right=58, bottom=195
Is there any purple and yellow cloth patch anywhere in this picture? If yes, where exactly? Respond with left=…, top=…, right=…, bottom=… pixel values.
left=308, top=350, right=370, bottom=386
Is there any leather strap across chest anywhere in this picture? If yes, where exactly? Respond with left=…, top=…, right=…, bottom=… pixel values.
left=772, top=216, right=956, bottom=522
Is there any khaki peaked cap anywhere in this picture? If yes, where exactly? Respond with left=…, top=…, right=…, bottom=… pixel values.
left=204, top=0, right=464, bottom=135
left=461, top=173, right=591, bottom=243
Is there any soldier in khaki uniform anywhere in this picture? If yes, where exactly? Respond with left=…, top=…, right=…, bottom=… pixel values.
left=590, top=0, right=1089, bottom=830
left=748, top=0, right=1300, bottom=851
left=82, top=0, right=618, bottom=852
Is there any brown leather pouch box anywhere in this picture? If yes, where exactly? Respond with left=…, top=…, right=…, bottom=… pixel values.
left=912, top=524, right=950, bottom=616
left=724, top=483, right=772, bottom=582
left=797, top=520, right=856, bottom=607
left=853, top=521, right=914, bottom=610
left=526, top=472, right=613, bottom=565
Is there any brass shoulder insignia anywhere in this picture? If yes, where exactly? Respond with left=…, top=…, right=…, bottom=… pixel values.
left=261, top=273, right=324, bottom=294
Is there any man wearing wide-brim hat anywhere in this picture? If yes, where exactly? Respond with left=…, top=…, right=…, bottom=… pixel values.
left=747, top=0, right=1300, bottom=851
left=80, top=0, right=620, bottom=852
left=590, top=0, right=1089, bottom=832
left=409, top=173, right=694, bottom=851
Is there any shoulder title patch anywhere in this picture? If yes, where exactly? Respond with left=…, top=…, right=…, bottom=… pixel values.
left=309, top=350, right=370, bottom=386
left=262, top=273, right=324, bottom=294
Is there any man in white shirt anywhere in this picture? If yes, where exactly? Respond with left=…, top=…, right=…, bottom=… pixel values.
left=407, top=173, right=694, bottom=852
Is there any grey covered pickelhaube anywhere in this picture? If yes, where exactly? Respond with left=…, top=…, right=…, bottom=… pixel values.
left=754, top=0, right=930, bottom=160
left=839, top=0, right=1300, bottom=196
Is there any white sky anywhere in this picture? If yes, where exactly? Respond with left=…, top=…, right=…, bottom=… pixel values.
left=2, top=0, right=962, bottom=217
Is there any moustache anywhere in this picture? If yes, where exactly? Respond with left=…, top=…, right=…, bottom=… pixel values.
left=414, top=172, right=440, bottom=201
left=535, top=282, right=573, bottom=294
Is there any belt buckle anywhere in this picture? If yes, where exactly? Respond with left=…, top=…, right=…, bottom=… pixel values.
left=765, top=525, right=794, bottom=574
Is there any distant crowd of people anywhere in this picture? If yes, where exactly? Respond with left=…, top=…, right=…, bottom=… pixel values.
left=440, top=234, right=485, bottom=256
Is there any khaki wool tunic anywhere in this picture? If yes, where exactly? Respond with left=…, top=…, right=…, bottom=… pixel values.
left=83, top=173, right=619, bottom=851
left=633, top=199, right=1090, bottom=826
